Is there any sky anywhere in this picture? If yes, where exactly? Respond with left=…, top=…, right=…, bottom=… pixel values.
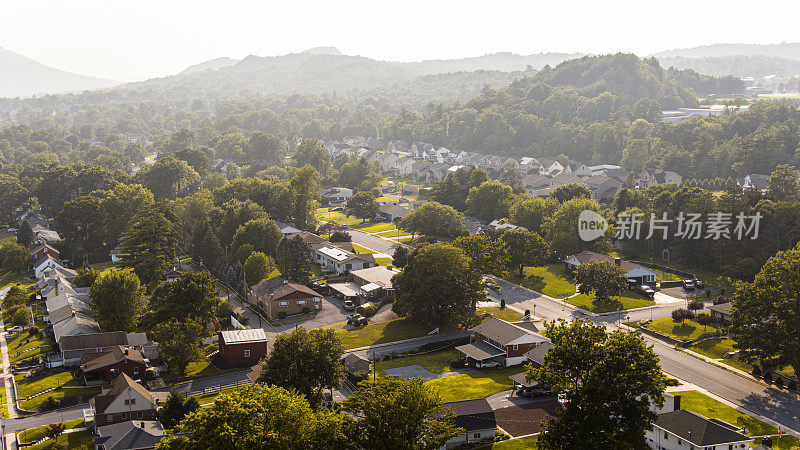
left=3, top=0, right=800, bottom=81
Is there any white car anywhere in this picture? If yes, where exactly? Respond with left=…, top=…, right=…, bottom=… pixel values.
left=7, top=326, right=23, bottom=333
left=478, top=361, right=501, bottom=369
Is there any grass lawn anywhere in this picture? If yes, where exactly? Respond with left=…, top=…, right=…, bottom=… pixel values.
left=630, top=256, right=736, bottom=294
left=20, top=385, right=101, bottom=410
left=194, top=387, right=238, bottom=406
left=15, top=371, right=78, bottom=399
left=358, top=222, right=396, bottom=233
left=646, top=314, right=716, bottom=341
left=314, top=209, right=362, bottom=226
left=88, top=261, right=119, bottom=274
left=7, top=331, right=53, bottom=365
left=26, top=429, right=94, bottom=450
left=425, top=366, right=521, bottom=402
left=334, top=318, right=432, bottom=349
left=510, top=264, right=576, bottom=298
left=564, top=290, right=654, bottom=313
left=375, top=348, right=460, bottom=374
left=19, top=419, right=84, bottom=444
left=674, top=390, right=783, bottom=436
left=351, top=243, right=375, bottom=254
left=480, top=438, right=538, bottom=449
left=185, top=357, right=222, bottom=379
left=0, top=270, right=34, bottom=290
left=478, top=307, right=523, bottom=323
left=0, top=230, right=14, bottom=244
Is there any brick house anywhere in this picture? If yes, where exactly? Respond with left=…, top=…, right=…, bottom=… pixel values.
left=91, top=374, right=164, bottom=427
left=249, top=277, right=323, bottom=319
left=81, top=346, right=147, bottom=383
left=456, top=318, right=548, bottom=368
left=218, top=329, right=269, bottom=364
left=29, top=242, right=60, bottom=263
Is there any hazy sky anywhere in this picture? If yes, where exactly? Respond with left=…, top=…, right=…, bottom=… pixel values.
left=3, top=0, right=800, bottom=81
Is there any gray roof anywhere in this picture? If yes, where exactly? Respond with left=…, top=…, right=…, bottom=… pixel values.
left=95, top=420, right=167, bottom=450
left=455, top=340, right=505, bottom=361
left=707, top=302, right=733, bottom=315
left=524, top=341, right=555, bottom=365
left=655, top=410, right=751, bottom=446
left=220, top=328, right=268, bottom=345
left=441, top=398, right=496, bottom=432
left=470, top=318, right=533, bottom=346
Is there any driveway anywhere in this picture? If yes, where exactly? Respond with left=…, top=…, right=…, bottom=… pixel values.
left=269, top=296, right=350, bottom=334
left=346, top=229, right=408, bottom=255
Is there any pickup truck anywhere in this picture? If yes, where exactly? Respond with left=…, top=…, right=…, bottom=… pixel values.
left=343, top=299, right=356, bottom=311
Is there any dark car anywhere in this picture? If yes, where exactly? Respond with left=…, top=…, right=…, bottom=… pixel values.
left=307, top=281, right=329, bottom=295
left=343, top=299, right=356, bottom=311
left=348, top=315, right=368, bottom=327
left=519, top=386, right=552, bottom=397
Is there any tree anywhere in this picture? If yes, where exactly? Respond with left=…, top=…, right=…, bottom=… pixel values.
left=0, top=242, right=31, bottom=273
left=16, top=220, right=33, bottom=246
left=465, top=180, right=514, bottom=221
left=544, top=197, right=609, bottom=258
left=500, top=229, right=549, bottom=278
left=73, top=267, right=99, bottom=288
left=243, top=251, right=273, bottom=286
left=58, top=194, right=107, bottom=257
left=135, top=156, right=200, bottom=200
left=552, top=182, right=591, bottom=203
left=509, top=195, right=558, bottom=234
left=117, top=204, right=179, bottom=283
left=671, top=308, right=694, bottom=323
left=2, top=286, right=27, bottom=309
left=45, top=423, right=65, bottom=441
left=453, top=235, right=510, bottom=277
left=575, top=259, right=627, bottom=304
left=231, top=218, right=283, bottom=258
left=88, top=270, right=147, bottom=332
left=329, top=231, right=351, bottom=242
left=767, top=164, right=800, bottom=202
left=153, top=319, right=203, bottom=377
left=246, top=131, right=286, bottom=169
left=175, top=147, right=211, bottom=176
left=99, top=183, right=155, bottom=247
left=399, top=202, right=465, bottom=238
left=159, top=391, right=200, bottom=429
left=290, top=165, right=320, bottom=231
left=528, top=319, right=664, bottom=449
left=155, top=385, right=350, bottom=450
left=688, top=300, right=704, bottom=312
left=731, top=243, right=800, bottom=379
left=10, top=307, right=29, bottom=327
left=276, top=235, right=312, bottom=282
left=258, top=328, right=346, bottom=407
left=293, top=139, right=330, bottom=175
left=343, top=377, right=463, bottom=449
left=151, top=272, right=220, bottom=324
left=392, top=245, right=409, bottom=268
left=346, top=191, right=378, bottom=222
left=393, top=243, right=487, bottom=327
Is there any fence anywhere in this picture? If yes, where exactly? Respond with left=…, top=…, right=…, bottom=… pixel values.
left=187, top=379, right=251, bottom=397
left=631, top=260, right=697, bottom=281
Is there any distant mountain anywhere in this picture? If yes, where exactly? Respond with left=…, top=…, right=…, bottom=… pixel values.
left=408, top=52, right=585, bottom=75
left=178, top=57, right=240, bottom=75
left=659, top=55, right=800, bottom=79
left=301, top=47, right=343, bottom=55
left=652, top=43, right=800, bottom=61
left=0, top=46, right=117, bottom=98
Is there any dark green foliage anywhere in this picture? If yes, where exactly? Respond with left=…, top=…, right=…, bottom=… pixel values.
left=276, top=235, right=312, bottom=282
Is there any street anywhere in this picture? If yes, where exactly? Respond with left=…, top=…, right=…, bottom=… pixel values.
left=345, top=229, right=408, bottom=255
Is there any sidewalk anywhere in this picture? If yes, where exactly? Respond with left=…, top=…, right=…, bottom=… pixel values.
left=0, top=287, right=18, bottom=450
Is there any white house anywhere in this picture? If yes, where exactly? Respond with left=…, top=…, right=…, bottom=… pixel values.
left=34, top=255, right=66, bottom=279
left=563, top=251, right=659, bottom=285
left=645, top=410, right=753, bottom=450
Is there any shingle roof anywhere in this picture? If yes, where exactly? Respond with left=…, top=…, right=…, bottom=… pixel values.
left=59, top=331, right=129, bottom=351
left=707, top=302, right=733, bottom=315
left=655, top=410, right=751, bottom=446
left=524, top=341, right=555, bottom=366
left=470, top=318, right=534, bottom=345
left=441, top=398, right=496, bottom=432
left=93, top=374, right=157, bottom=415
left=82, top=346, right=145, bottom=372
left=566, top=250, right=642, bottom=273
left=95, top=420, right=167, bottom=450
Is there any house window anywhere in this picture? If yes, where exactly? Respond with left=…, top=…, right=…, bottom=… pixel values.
left=513, top=344, right=518, bottom=350
left=473, top=433, right=480, bottom=439
left=107, top=415, right=113, bottom=422
left=121, top=413, right=127, bottom=420
left=297, top=300, right=306, bottom=305
left=130, top=398, right=135, bottom=405
left=133, top=367, right=139, bottom=375
left=664, top=431, right=668, bottom=440
left=244, top=349, right=251, bottom=358
left=124, top=399, right=129, bottom=405
left=279, top=302, right=289, bottom=307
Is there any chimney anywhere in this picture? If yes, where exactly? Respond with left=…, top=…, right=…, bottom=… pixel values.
left=614, top=258, right=622, bottom=267
left=673, top=394, right=681, bottom=411
left=124, top=348, right=129, bottom=356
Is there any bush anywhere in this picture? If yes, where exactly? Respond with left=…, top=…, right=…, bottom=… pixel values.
left=450, top=359, right=466, bottom=368
left=500, top=299, right=506, bottom=309
left=688, top=300, right=704, bottom=311
left=276, top=311, right=287, bottom=320
left=28, top=326, right=39, bottom=336
left=752, top=365, right=761, bottom=377
left=775, top=377, right=785, bottom=387
left=371, top=187, right=382, bottom=197
left=360, top=305, right=379, bottom=317
left=524, top=309, right=530, bottom=318
left=764, top=371, right=773, bottom=382
left=329, top=231, right=351, bottom=243
left=301, top=307, right=310, bottom=314
left=11, top=307, right=29, bottom=327
left=713, top=296, right=732, bottom=305
left=671, top=308, right=694, bottom=323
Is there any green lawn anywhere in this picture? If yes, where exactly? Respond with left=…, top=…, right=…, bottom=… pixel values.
left=19, top=419, right=84, bottom=444
left=194, top=387, right=238, bottom=406
left=26, top=429, right=94, bottom=450
left=375, top=349, right=460, bottom=374
left=184, top=358, right=222, bottom=380
left=351, top=243, right=393, bottom=266
left=425, top=366, right=521, bottom=402
left=20, top=385, right=101, bottom=410
left=0, top=270, right=33, bottom=290
left=359, top=222, right=397, bottom=233
left=351, top=243, right=375, bottom=254
left=88, top=261, right=119, bottom=274
left=15, top=371, right=78, bottom=399
left=630, top=256, right=736, bottom=294
left=334, top=318, right=432, bottom=349
left=674, top=390, right=787, bottom=437
left=646, top=314, right=716, bottom=342
left=314, top=208, right=363, bottom=226
left=564, top=291, right=654, bottom=313
left=7, top=331, right=53, bottom=365
left=477, top=307, right=524, bottom=323
left=480, top=438, right=538, bottom=449
left=510, top=264, right=576, bottom=298
left=0, top=230, right=14, bottom=244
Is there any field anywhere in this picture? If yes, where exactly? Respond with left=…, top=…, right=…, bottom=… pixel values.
left=512, top=264, right=577, bottom=298
left=424, top=366, right=520, bottom=402
left=26, top=430, right=94, bottom=450
left=645, top=314, right=717, bottom=341
left=333, top=318, right=432, bottom=349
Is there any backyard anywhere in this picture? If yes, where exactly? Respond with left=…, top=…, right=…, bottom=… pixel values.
left=14, top=371, right=101, bottom=410
left=374, top=348, right=460, bottom=375
left=333, top=318, right=433, bottom=349
left=424, top=366, right=521, bottom=402
left=645, top=314, right=718, bottom=342
left=7, top=329, right=54, bottom=366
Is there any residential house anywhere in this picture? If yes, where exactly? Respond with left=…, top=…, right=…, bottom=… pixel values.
left=320, top=187, right=353, bottom=205
left=59, top=332, right=154, bottom=367
left=31, top=224, right=61, bottom=244
left=563, top=251, right=659, bottom=285
left=34, top=254, right=66, bottom=279
left=519, top=157, right=541, bottom=172
left=411, top=142, right=435, bottom=159
left=708, top=302, right=733, bottom=324
left=422, top=162, right=451, bottom=182
left=487, top=219, right=527, bottom=232
left=464, top=216, right=488, bottom=235
left=52, top=311, right=101, bottom=344
left=411, top=160, right=434, bottom=181
left=456, top=318, right=549, bottom=367
left=539, top=159, right=564, bottom=176
left=379, top=153, right=400, bottom=173
left=365, top=137, right=384, bottom=150
left=29, top=242, right=59, bottom=262
left=548, top=172, right=584, bottom=189
left=563, top=163, right=593, bottom=177
left=91, top=374, right=163, bottom=427
left=588, top=164, right=621, bottom=173
left=438, top=398, right=496, bottom=449
left=109, top=249, right=127, bottom=263
left=522, top=174, right=551, bottom=195
left=645, top=410, right=753, bottom=450
left=94, top=420, right=168, bottom=450
left=342, top=353, right=370, bottom=375
left=585, top=175, right=623, bottom=201
left=274, top=221, right=302, bottom=235
left=387, top=139, right=410, bottom=154
left=737, top=174, right=770, bottom=191
left=350, top=265, right=400, bottom=300
left=81, top=346, right=147, bottom=382
left=311, top=245, right=376, bottom=275
left=218, top=329, right=269, bottom=364
left=249, top=277, right=322, bottom=318
left=378, top=204, right=410, bottom=222
left=393, top=156, right=415, bottom=177
left=638, top=168, right=683, bottom=189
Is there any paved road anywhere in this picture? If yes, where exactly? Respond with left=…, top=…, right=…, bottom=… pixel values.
left=346, top=229, right=407, bottom=255
left=3, top=406, right=84, bottom=434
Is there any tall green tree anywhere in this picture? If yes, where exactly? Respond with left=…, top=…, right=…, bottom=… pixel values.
left=552, top=182, right=591, bottom=203
left=509, top=195, right=558, bottom=234
left=150, top=272, right=220, bottom=325
left=276, top=235, right=312, bottom=282
left=258, top=328, right=346, bottom=407
left=465, top=180, right=514, bottom=221
left=231, top=218, right=283, bottom=258
left=153, top=319, right=203, bottom=378
left=528, top=319, right=664, bottom=449
left=59, top=194, right=107, bottom=257
left=731, top=243, right=800, bottom=378
left=343, top=377, right=463, bottom=450
left=575, top=259, right=627, bottom=304
left=88, top=270, right=147, bottom=332
left=0, top=242, right=31, bottom=273
left=135, top=156, right=200, bottom=200
left=243, top=251, right=274, bottom=286
left=99, top=183, right=155, bottom=247
left=346, top=191, right=379, bottom=222
left=117, top=204, right=179, bottom=283
left=399, top=201, right=465, bottom=238
left=246, top=131, right=286, bottom=169
left=767, top=163, right=800, bottom=202
left=392, top=243, right=487, bottom=327
left=292, top=139, right=330, bottom=175
left=501, top=229, right=549, bottom=278
left=453, top=234, right=510, bottom=276
left=290, top=165, right=320, bottom=231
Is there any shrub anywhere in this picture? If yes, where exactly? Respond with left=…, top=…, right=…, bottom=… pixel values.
left=28, top=326, right=39, bottom=336
left=688, top=300, right=704, bottom=312
left=713, top=296, right=732, bottom=305
left=500, top=299, right=506, bottom=309
left=524, top=309, right=530, bottom=318
left=11, top=307, right=29, bottom=327
left=361, top=305, right=379, bottom=317
left=450, top=359, right=466, bottom=368
left=764, top=371, right=773, bottom=382
left=371, top=187, right=382, bottom=197
left=775, top=377, right=785, bottom=387
left=301, top=307, right=310, bottom=314
left=39, top=396, right=60, bottom=411
left=352, top=370, right=369, bottom=382
left=276, top=311, right=287, bottom=320
left=752, top=365, right=761, bottom=377
left=671, top=308, right=694, bottom=323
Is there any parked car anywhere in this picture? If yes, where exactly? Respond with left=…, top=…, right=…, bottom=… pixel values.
left=519, top=386, right=552, bottom=398
left=478, top=361, right=500, bottom=369
left=683, top=280, right=695, bottom=290
left=307, top=281, right=329, bottom=295
left=348, top=316, right=368, bottom=327
left=637, top=284, right=655, bottom=298
left=347, top=314, right=365, bottom=325
left=341, top=224, right=349, bottom=229
left=331, top=206, right=344, bottom=212
left=343, top=299, right=356, bottom=311
left=7, top=326, right=23, bottom=333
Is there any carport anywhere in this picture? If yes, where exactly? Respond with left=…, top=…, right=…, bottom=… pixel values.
left=328, top=282, right=362, bottom=303
left=455, top=340, right=505, bottom=368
